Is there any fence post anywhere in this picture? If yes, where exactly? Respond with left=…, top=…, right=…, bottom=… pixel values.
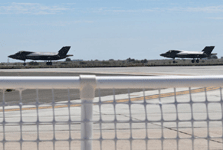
left=80, top=75, right=96, bottom=150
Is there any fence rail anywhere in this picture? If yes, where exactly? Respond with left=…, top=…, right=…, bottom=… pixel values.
left=0, top=75, right=223, bottom=150
left=0, top=75, right=223, bottom=89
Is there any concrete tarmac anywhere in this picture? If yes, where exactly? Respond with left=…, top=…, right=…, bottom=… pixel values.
left=1, top=87, right=222, bottom=150
left=0, top=66, right=221, bottom=104
left=1, top=65, right=223, bottom=76
left=0, top=66, right=223, bottom=150
left=0, top=72, right=147, bottom=104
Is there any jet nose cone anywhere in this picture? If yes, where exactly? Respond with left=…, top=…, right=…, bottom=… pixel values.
left=160, top=53, right=165, bottom=56
left=8, top=55, right=15, bottom=59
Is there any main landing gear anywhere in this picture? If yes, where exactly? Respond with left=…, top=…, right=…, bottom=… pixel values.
left=23, top=60, right=26, bottom=66
left=191, top=59, right=199, bottom=63
left=46, top=61, right=52, bottom=65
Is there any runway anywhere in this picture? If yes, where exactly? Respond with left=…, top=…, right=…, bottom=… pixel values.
left=0, top=72, right=147, bottom=104
left=1, top=65, right=221, bottom=104
left=1, top=65, right=223, bottom=76
left=1, top=86, right=222, bottom=150
left=0, top=66, right=223, bottom=150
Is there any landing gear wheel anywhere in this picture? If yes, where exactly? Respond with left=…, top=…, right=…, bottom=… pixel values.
left=196, top=59, right=199, bottom=63
left=23, top=60, right=26, bottom=66
left=46, top=62, right=52, bottom=65
left=191, top=60, right=195, bottom=63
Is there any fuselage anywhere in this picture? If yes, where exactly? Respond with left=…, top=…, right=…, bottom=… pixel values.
left=8, top=46, right=72, bottom=61
left=160, top=46, right=215, bottom=63
left=9, top=51, right=69, bottom=60
left=160, top=50, right=210, bottom=59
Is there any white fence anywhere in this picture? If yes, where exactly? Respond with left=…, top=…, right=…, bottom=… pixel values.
left=1, top=75, right=223, bottom=150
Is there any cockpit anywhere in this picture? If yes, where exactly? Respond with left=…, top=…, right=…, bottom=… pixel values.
left=167, top=50, right=181, bottom=53
left=15, top=51, right=23, bottom=55
left=15, top=51, right=33, bottom=55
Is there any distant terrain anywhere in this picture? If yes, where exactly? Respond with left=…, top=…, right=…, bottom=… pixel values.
left=3, top=58, right=223, bottom=69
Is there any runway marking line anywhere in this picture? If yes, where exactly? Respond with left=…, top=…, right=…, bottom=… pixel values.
left=104, top=87, right=219, bottom=104
left=0, top=87, right=220, bottom=112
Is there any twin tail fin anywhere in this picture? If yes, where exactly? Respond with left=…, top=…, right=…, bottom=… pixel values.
left=58, top=46, right=71, bottom=56
left=202, top=46, right=215, bottom=55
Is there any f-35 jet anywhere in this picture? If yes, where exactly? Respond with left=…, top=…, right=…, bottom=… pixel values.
left=160, top=46, right=215, bottom=63
left=8, top=46, right=73, bottom=65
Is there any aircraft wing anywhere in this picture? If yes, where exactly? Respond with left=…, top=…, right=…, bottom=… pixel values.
left=177, top=51, right=203, bottom=55
left=27, top=52, right=57, bottom=56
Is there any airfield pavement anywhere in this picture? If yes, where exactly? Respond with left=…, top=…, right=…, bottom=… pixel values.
left=1, top=65, right=223, bottom=76
left=1, top=66, right=223, bottom=150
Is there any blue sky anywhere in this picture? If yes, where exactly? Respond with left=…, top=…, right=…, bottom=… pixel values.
left=1, top=0, right=223, bottom=62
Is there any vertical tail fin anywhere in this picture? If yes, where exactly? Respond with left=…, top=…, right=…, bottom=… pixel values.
left=202, top=46, right=215, bottom=55
left=58, top=46, right=71, bottom=56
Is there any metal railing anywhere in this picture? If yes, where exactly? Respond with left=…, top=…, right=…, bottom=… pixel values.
left=0, top=75, right=223, bottom=150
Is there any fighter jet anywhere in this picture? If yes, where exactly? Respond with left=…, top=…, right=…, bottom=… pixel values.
left=8, top=46, right=73, bottom=65
left=160, top=46, right=215, bottom=63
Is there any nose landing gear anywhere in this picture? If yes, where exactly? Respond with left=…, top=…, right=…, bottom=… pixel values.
left=172, top=58, right=176, bottom=63
left=23, top=60, right=26, bottom=66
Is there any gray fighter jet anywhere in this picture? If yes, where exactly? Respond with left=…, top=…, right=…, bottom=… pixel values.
left=8, top=46, right=73, bottom=65
left=160, top=46, right=215, bottom=63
